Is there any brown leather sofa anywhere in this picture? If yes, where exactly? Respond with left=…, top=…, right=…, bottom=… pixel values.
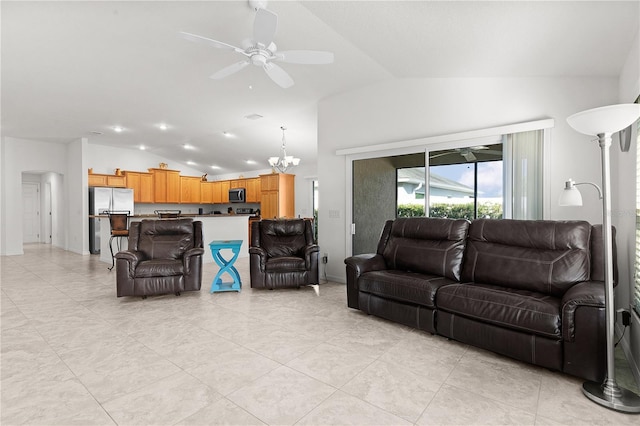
left=345, top=217, right=614, bottom=382
left=250, top=218, right=319, bottom=289
left=115, top=218, right=204, bottom=298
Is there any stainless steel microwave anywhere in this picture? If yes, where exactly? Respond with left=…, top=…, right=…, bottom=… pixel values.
left=229, top=188, right=245, bottom=203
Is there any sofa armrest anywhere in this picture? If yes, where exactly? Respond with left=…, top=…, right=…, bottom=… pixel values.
left=304, top=244, right=320, bottom=269
left=561, top=280, right=605, bottom=342
left=183, top=247, right=205, bottom=275
left=114, top=250, right=145, bottom=277
left=344, top=254, right=387, bottom=309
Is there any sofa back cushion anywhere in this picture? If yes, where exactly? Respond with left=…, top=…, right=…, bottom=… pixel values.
left=382, top=217, right=469, bottom=281
left=462, top=219, right=591, bottom=297
left=137, top=219, right=195, bottom=260
left=259, top=219, right=310, bottom=258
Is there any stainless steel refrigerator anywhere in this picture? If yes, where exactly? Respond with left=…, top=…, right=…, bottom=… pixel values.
left=89, top=187, right=134, bottom=254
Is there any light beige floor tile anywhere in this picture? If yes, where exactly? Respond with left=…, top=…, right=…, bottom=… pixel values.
left=341, top=360, right=441, bottom=422
left=3, top=244, right=640, bottom=426
left=186, top=347, right=281, bottom=395
left=73, top=340, right=182, bottom=403
left=297, top=390, right=412, bottom=425
left=176, top=398, right=267, bottom=425
left=102, top=372, right=222, bottom=425
left=287, top=342, right=377, bottom=387
left=445, top=349, right=543, bottom=412
left=536, top=370, right=640, bottom=425
left=327, top=325, right=404, bottom=358
left=240, top=328, right=325, bottom=363
left=416, top=383, right=536, bottom=425
left=1, top=377, right=115, bottom=425
left=378, top=332, right=466, bottom=383
left=227, top=365, right=336, bottom=425
left=129, top=322, right=241, bottom=369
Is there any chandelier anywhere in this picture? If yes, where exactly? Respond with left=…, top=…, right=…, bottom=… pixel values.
left=268, top=126, right=300, bottom=173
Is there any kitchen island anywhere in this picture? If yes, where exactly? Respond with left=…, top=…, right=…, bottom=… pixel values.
left=94, top=214, right=252, bottom=265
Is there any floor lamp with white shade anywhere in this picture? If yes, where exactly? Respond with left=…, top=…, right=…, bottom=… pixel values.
left=560, top=103, right=640, bottom=413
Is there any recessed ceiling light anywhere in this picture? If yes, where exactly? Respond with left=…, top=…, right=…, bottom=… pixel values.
left=187, top=161, right=196, bottom=166
left=113, top=126, right=123, bottom=133
left=139, top=145, right=146, bottom=150
left=210, top=165, right=220, bottom=170
left=158, top=123, right=168, bottom=131
left=182, top=144, right=194, bottom=150
left=89, top=131, right=103, bottom=135
left=244, top=114, right=263, bottom=120
left=246, top=160, right=256, bottom=165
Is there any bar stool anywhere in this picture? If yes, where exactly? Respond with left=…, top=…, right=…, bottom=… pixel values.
left=107, top=211, right=130, bottom=271
left=154, top=209, right=181, bottom=219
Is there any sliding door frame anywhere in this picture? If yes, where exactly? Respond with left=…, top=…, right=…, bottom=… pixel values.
left=338, top=119, right=554, bottom=258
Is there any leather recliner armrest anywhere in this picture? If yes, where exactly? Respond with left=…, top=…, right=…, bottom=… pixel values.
left=183, top=247, right=204, bottom=274
left=344, top=253, right=387, bottom=309
left=344, top=253, right=387, bottom=276
left=249, top=246, right=268, bottom=271
left=114, top=250, right=146, bottom=276
left=561, top=280, right=605, bottom=342
left=304, top=244, right=320, bottom=268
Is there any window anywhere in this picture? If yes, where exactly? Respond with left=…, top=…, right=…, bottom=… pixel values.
left=424, top=143, right=504, bottom=220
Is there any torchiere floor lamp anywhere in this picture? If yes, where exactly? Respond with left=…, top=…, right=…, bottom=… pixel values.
left=562, top=103, right=640, bottom=413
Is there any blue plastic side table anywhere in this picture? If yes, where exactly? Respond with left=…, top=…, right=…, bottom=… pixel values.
left=209, top=240, right=243, bottom=293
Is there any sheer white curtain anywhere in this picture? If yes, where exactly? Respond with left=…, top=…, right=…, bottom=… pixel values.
left=504, top=130, right=544, bottom=220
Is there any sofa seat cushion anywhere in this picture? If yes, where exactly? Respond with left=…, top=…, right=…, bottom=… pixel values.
left=436, top=283, right=561, bottom=339
left=266, top=256, right=306, bottom=272
left=359, top=270, right=457, bottom=308
left=135, top=259, right=183, bottom=278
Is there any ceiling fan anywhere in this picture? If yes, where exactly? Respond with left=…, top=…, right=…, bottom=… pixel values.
left=179, top=1, right=334, bottom=89
left=430, top=146, right=503, bottom=162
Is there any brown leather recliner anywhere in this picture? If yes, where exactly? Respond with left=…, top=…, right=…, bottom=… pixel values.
left=115, top=218, right=204, bottom=298
left=249, top=218, right=319, bottom=289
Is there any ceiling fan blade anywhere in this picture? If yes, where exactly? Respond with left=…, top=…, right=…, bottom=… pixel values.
left=429, top=152, right=455, bottom=159
left=462, top=152, right=477, bottom=162
left=179, top=31, right=244, bottom=53
left=210, top=60, right=250, bottom=80
left=263, top=62, right=294, bottom=88
left=276, top=50, right=334, bottom=64
left=253, top=8, right=278, bottom=47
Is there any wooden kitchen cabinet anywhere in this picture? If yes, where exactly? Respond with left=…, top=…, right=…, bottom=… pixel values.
left=259, top=173, right=294, bottom=218
left=245, top=177, right=261, bottom=203
left=124, top=171, right=153, bottom=203
left=201, top=181, right=214, bottom=203
left=230, top=179, right=246, bottom=189
left=88, top=173, right=126, bottom=188
left=149, top=168, right=180, bottom=203
left=220, top=180, right=230, bottom=203
left=180, top=176, right=201, bottom=203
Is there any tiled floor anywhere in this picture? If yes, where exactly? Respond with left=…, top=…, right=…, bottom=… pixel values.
left=2, top=244, right=639, bottom=425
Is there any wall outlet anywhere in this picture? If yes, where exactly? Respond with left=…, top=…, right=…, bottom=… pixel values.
left=322, top=253, right=328, bottom=264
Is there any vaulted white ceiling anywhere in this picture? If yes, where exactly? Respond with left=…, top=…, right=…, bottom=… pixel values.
left=3, top=1, right=638, bottom=175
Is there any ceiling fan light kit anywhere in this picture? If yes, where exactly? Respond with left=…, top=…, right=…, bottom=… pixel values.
left=180, top=1, right=334, bottom=88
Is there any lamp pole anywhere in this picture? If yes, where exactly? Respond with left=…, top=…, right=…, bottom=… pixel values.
left=581, top=132, right=640, bottom=413
left=565, top=103, right=640, bottom=413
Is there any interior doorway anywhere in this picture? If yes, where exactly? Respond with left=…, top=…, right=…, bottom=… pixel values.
left=22, top=182, right=40, bottom=243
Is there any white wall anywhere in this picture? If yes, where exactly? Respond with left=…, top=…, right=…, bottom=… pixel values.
left=317, top=77, right=619, bottom=282
left=1, top=137, right=70, bottom=255
left=87, top=144, right=205, bottom=177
